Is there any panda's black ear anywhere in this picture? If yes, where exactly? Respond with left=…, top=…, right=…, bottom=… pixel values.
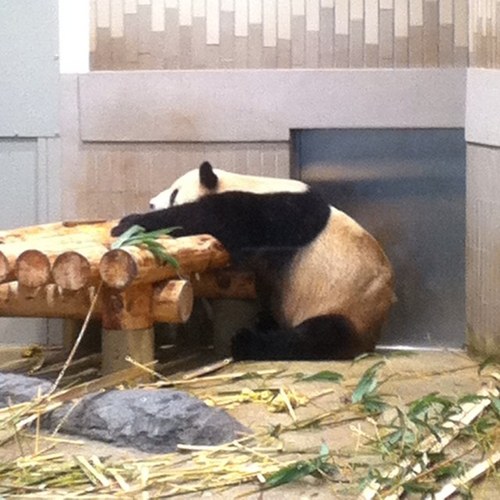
left=199, top=161, right=218, bottom=190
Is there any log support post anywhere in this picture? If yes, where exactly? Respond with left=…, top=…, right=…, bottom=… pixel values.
left=101, top=283, right=155, bottom=376
left=101, top=327, right=154, bottom=376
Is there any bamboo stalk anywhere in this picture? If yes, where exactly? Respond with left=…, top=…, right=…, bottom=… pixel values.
left=431, top=450, right=500, bottom=500
left=359, top=386, right=499, bottom=500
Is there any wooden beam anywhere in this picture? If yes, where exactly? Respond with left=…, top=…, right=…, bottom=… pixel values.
left=0, top=282, right=98, bottom=320
left=192, top=269, right=256, bottom=299
left=153, top=279, right=193, bottom=323
left=0, top=220, right=115, bottom=285
left=0, top=219, right=116, bottom=244
left=0, top=281, right=193, bottom=324
left=99, top=234, right=230, bottom=289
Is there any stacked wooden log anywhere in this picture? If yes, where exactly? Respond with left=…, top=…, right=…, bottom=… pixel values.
left=0, top=220, right=256, bottom=321
left=0, top=220, right=256, bottom=373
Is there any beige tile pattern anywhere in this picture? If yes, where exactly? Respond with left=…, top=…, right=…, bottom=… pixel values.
left=70, top=142, right=290, bottom=220
left=470, top=0, right=500, bottom=67
left=90, top=0, right=472, bottom=69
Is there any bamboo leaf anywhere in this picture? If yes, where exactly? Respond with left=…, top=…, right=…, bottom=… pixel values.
left=351, top=361, right=385, bottom=404
left=352, top=352, right=381, bottom=363
left=141, top=227, right=182, bottom=238
left=491, top=397, right=500, bottom=416
left=408, top=393, right=454, bottom=419
left=319, top=442, right=330, bottom=461
left=296, top=371, right=344, bottom=383
left=265, top=460, right=317, bottom=488
left=361, top=395, right=388, bottom=415
left=402, top=480, right=437, bottom=494
left=264, top=444, right=335, bottom=489
left=111, top=226, right=180, bottom=268
left=111, top=225, right=145, bottom=249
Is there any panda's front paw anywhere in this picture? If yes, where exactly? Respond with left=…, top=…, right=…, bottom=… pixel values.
left=231, top=328, right=266, bottom=360
left=111, top=214, right=145, bottom=237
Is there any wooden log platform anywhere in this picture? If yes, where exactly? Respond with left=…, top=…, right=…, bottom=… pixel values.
left=0, top=219, right=256, bottom=374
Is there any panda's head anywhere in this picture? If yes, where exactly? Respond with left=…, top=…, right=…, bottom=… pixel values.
left=149, top=161, right=307, bottom=210
left=149, top=162, right=218, bottom=209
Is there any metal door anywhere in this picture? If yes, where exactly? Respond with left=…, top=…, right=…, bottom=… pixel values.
left=294, top=129, right=466, bottom=348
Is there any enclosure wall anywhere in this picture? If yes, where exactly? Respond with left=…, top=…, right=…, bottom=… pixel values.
left=0, top=0, right=62, bottom=345
left=465, top=68, right=500, bottom=358
left=89, top=0, right=469, bottom=69
left=61, top=69, right=464, bottom=220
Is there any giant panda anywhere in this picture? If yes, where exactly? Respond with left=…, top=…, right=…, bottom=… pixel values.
left=112, top=161, right=395, bottom=360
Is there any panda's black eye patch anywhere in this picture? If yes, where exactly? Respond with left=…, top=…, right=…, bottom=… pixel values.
left=169, top=188, right=179, bottom=206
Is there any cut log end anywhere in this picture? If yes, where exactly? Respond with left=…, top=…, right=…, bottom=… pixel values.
left=53, top=251, right=92, bottom=291
left=0, top=252, right=10, bottom=283
left=99, top=249, right=138, bottom=290
left=16, top=250, right=51, bottom=288
left=154, top=280, right=194, bottom=323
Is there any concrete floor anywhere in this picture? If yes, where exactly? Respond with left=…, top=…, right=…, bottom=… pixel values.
left=1, top=349, right=499, bottom=498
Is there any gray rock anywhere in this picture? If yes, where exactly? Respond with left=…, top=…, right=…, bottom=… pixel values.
left=48, top=389, right=249, bottom=453
left=0, top=373, right=249, bottom=453
left=0, top=372, right=51, bottom=406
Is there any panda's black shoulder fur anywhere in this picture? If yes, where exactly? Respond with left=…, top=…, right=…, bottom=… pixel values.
left=112, top=188, right=331, bottom=258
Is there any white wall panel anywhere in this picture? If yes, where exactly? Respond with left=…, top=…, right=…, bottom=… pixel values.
left=466, top=69, right=500, bottom=147
left=0, top=0, right=59, bottom=137
left=79, top=69, right=466, bottom=143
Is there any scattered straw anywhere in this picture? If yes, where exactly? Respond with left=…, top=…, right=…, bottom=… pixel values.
left=0, top=352, right=498, bottom=498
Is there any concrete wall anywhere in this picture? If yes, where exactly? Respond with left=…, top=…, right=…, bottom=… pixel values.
left=0, top=0, right=62, bottom=345
left=79, top=69, right=465, bottom=142
left=62, top=68, right=465, bottom=220
left=465, top=68, right=500, bottom=358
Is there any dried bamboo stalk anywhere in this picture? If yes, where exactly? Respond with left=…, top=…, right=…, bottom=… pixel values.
left=431, top=450, right=500, bottom=500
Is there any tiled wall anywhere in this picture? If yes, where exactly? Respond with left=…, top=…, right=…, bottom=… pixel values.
left=90, top=0, right=469, bottom=69
left=67, top=142, right=290, bottom=219
left=61, top=74, right=289, bottom=220
left=469, top=0, right=500, bottom=67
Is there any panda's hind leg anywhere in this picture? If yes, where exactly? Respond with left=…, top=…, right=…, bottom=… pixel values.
left=231, top=314, right=374, bottom=361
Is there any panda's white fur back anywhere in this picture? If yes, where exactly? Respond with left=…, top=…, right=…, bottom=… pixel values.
left=150, top=168, right=307, bottom=209
left=279, top=207, right=395, bottom=349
